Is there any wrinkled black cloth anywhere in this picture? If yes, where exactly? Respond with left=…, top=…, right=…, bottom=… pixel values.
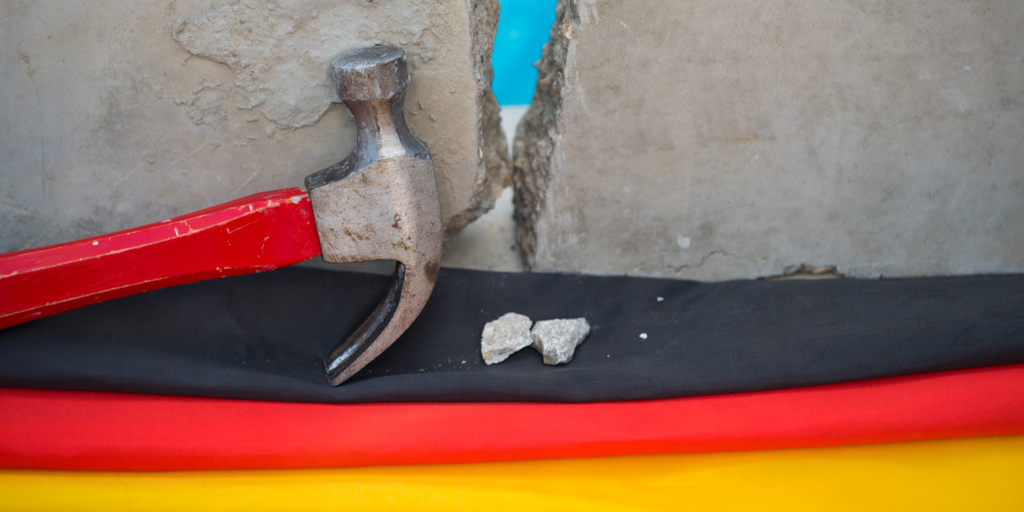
left=1, top=267, right=1022, bottom=403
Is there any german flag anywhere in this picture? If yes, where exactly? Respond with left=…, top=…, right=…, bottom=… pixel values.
left=2, top=268, right=1023, bottom=510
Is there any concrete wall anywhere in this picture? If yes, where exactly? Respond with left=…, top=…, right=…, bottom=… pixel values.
left=514, top=0, right=1024, bottom=280
left=1, top=0, right=508, bottom=253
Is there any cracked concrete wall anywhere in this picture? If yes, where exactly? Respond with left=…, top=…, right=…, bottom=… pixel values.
left=514, top=0, right=1024, bottom=280
left=1, top=0, right=508, bottom=253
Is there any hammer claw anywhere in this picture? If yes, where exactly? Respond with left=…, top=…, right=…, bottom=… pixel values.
left=326, top=262, right=404, bottom=378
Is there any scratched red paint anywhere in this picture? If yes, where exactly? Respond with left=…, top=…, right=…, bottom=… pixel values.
left=0, top=188, right=321, bottom=330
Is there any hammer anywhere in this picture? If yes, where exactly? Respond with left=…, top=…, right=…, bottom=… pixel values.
left=0, top=46, right=442, bottom=386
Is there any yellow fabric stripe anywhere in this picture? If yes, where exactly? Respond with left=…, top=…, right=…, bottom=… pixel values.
left=2, top=435, right=1023, bottom=512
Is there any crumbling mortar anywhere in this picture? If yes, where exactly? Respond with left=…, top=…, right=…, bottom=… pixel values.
left=443, top=0, right=512, bottom=240
left=512, top=0, right=577, bottom=268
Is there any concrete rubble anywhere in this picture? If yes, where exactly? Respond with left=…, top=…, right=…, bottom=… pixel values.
left=480, top=313, right=591, bottom=366
left=513, top=0, right=1024, bottom=280
left=480, top=312, right=533, bottom=365
left=1, top=0, right=509, bottom=252
left=531, top=318, right=590, bottom=365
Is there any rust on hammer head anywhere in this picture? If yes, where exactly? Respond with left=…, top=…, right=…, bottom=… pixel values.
left=305, top=46, right=443, bottom=386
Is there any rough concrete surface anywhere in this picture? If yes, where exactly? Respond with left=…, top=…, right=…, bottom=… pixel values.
left=514, top=0, right=1024, bottom=280
left=441, top=186, right=524, bottom=272
left=531, top=317, right=589, bottom=365
left=440, top=105, right=528, bottom=272
left=481, top=312, right=533, bottom=365
left=1, top=0, right=508, bottom=253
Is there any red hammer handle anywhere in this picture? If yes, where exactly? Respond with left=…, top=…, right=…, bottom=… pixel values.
left=0, top=188, right=321, bottom=330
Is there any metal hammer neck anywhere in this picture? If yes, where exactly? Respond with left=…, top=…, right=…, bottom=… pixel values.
left=348, top=94, right=427, bottom=165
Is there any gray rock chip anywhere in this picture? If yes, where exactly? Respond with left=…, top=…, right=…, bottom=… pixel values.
left=531, top=318, right=591, bottom=365
left=481, top=313, right=533, bottom=365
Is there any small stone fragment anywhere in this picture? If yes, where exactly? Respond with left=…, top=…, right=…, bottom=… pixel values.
left=531, top=318, right=590, bottom=365
left=481, top=313, right=533, bottom=365
left=639, top=333, right=648, bottom=340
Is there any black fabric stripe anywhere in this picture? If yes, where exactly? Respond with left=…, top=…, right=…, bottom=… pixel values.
left=1, top=267, right=1022, bottom=403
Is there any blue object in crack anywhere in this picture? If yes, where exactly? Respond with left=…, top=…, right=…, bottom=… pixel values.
left=492, top=0, right=557, bottom=106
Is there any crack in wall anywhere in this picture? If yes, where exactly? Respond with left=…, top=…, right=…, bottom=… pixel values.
left=511, top=0, right=577, bottom=267
left=668, top=250, right=740, bottom=273
left=444, top=0, right=511, bottom=239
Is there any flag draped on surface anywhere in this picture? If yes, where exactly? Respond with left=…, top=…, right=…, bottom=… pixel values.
left=1, top=268, right=1022, bottom=509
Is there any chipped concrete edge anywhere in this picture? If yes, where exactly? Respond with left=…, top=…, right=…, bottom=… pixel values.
left=445, top=0, right=512, bottom=240
left=511, top=0, right=575, bottom=267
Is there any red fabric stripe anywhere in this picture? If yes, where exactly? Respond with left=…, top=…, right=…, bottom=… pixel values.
left=2, top=363, right=1023, bottom=471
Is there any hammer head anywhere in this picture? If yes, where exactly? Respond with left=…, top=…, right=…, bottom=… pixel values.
left=304, top=46, right=442, bottom=386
